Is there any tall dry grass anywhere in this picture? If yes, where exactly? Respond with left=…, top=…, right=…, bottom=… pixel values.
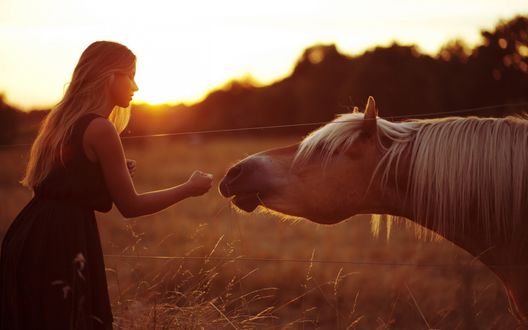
left=0, top=134, right=517, bottom=329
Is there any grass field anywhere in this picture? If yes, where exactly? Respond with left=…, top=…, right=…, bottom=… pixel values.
left=0, top=134, right=516, bottom=329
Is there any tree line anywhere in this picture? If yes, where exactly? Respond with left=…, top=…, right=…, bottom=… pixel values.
left=1, top=15, right=527, bottom=144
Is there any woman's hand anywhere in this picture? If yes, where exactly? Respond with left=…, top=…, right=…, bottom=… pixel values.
left=126, top=159, right=136, bottom=177
left=186, top=170, right=213, bottom=196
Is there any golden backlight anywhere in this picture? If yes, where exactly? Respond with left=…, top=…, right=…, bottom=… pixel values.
left=0, top=0, right=526, bottom=109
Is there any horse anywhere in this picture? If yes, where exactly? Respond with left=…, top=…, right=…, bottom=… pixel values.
left=218, top=96, right=528, bottom=326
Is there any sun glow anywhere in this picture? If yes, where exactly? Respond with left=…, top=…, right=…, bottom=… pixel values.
left=0, top=0, right=526, bottom=109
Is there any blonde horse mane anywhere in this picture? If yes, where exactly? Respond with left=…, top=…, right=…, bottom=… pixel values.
left=295, top=112, right=528, bottom=241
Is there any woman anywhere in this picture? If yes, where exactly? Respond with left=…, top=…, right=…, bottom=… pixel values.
left=0, top=41, right=213, bottom=329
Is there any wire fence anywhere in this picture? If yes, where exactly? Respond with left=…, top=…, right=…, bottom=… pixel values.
left=1, top=102, right=528, bottom=148
left=3, top=101, right=528, bottom=272
left=102, top=254, right=528, bottom=270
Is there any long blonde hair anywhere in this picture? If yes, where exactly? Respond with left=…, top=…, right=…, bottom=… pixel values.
left=21, top=41, right=136, bottom=188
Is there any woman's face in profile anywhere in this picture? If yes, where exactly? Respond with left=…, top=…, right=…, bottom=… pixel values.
left=110, top=65, right=138, bottom=108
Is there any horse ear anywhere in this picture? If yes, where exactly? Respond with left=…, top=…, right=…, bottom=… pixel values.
left=363, top=96, right=378, bottom=133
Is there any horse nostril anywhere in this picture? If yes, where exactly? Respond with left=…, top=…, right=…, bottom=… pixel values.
left=225, top=164, right=243, bottom=183
left=219, top=164, right=244, bottom=197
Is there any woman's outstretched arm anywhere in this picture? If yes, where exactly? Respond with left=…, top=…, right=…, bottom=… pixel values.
left=83, top=117, right=212, bottom=218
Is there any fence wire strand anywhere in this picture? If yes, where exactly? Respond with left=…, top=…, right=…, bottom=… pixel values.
left=1, top=102, right=527, bottom=148
left=102, top=253, right=528, bottom=270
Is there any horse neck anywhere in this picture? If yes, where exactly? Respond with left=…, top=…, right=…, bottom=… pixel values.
left=378, top=119, right=528, bottom=262
left=368, top=136, right=492, bottom=260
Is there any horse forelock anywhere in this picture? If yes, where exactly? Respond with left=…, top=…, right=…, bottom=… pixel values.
left=293, top=112, right=418, bottom=167
left=293, top=113, right=363, bottom=167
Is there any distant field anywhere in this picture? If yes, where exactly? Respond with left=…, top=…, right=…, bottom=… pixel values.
left=0, top=134, right=516, bottom=329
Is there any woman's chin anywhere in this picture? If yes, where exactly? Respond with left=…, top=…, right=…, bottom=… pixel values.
left=116, top=101, right=131, bottom=108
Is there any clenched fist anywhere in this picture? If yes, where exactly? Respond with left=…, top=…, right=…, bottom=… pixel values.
left=186, top=170, right=213, bottom=196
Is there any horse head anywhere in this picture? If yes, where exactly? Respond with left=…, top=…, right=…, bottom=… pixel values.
left=219, top=96, right=400, bottom=224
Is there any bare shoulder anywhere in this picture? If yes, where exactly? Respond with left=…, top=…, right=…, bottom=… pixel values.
left=85, top=117, right=117, bottom=137
left=84, top=117, right=120, bottom=144
left=83, top=117, right=123, bottom=162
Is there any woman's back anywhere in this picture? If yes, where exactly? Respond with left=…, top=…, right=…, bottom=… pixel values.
left=34, top=113, right=113, bottom=212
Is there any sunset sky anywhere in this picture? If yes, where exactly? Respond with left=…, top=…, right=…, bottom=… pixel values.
left=0, top=0, right=527, bottom=110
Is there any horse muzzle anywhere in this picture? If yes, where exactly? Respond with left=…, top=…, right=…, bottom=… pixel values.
left=219, top=158, right=271, bottom=212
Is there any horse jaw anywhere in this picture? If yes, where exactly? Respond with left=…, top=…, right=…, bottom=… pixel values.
left=237, top=193, right=353, bottom=225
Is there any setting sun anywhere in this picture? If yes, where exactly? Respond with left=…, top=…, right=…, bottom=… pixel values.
left=0, top=0, right=527, bottom=109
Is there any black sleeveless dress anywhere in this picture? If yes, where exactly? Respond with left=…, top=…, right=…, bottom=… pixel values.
left=0, top=113, right=114, bottom=329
